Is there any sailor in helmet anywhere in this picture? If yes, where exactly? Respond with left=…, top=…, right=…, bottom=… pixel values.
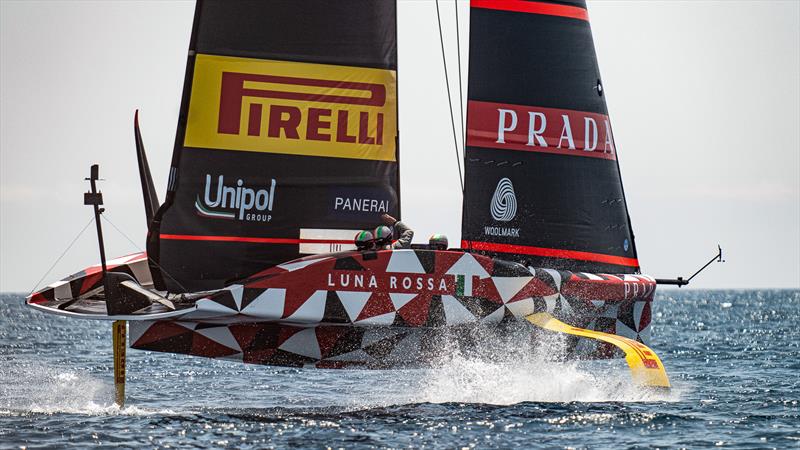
left=428, top=234, right=448, bottom=250
left=373, top=214, right=414, bottom=250
left=354, top=230, right=376, bottom=251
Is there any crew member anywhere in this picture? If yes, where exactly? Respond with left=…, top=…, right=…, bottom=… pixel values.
left=374, top=214, right=414, bottom=250
left=428, top=234, right=448, bottom=250
left=354, top=230, right=376, bottom=251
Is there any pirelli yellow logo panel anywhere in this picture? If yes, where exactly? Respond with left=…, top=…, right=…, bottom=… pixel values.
left=184, top=54, right=397, bottom=161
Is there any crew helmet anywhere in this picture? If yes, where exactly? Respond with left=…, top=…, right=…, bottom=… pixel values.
left=354, top=230, right=374, bottom=250
left=429, top=234, right=448, bottom=250
left=373, top=225, right=393, bottom=247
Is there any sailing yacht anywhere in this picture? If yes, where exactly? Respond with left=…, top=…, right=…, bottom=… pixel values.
left=27, top=0, right=676, bottom=405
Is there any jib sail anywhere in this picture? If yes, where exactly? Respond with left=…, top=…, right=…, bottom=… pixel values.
left=461, top=0, right=640, bottom=274
left=148, top=0, right=399, bottom=292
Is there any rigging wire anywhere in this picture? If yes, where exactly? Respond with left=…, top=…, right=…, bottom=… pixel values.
left=28, top=216, right=95, bottom=296
left=101, top=215, right=144, bottom=254
left=101, top=215, right=139, bottom=248
left=454, top=0, right=466, bottom=164
left=101, top=214, right=189, bottom=293
left=453, top=0, right=472, bottom=251
left=436, top=0, right=464, bottom=193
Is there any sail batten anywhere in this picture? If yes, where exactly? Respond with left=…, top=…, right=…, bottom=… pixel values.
left=462, top=0, right=639, bottom=274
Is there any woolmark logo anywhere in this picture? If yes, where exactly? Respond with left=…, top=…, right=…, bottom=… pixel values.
left=196, top=174, right=276, bottom=222
left=490, top=178, right=517, bottom=222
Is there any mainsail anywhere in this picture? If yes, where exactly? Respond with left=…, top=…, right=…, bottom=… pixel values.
left=148, top=0, right=399, bottom=292
left=461, top=0, right=640, bottom=274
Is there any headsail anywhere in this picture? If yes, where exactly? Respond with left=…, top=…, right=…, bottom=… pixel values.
left=148, top=0, right=399, bottom=292
left=461, top=0, right=640, bottom=274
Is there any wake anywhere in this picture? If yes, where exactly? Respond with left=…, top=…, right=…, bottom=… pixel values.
left=0, top=360, right=179, bottom=416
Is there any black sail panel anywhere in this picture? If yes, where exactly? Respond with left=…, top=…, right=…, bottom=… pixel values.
left=148, top=0, right=399, bottom=292
left=461, top=0, right=639, bottom=274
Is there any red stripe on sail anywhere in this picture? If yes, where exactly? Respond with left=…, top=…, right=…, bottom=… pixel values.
left=462, top=240, right=639, bottom=268
left=160, top=234, right=353, bottom=245
left=471, top=0, right=589, bottom=21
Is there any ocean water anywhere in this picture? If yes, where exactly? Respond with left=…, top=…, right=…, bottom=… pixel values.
left=1, top=290, right=798, bottom=449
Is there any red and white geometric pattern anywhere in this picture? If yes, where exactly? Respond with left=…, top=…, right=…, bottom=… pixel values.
left=126, top=249, right=657, bottom=367
left=27, top=249, right=656, bottom=367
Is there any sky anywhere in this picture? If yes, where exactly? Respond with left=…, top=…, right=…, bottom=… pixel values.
left=1, top=0, right=798, bottom=292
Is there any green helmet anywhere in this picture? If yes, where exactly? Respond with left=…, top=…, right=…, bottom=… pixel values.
left=373, top=225, right=393, bottom=246
left=354, top=230, right=375, bottom=250
left=429, top=234, right=448, bottom=250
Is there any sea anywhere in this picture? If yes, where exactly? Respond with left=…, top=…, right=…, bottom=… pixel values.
left=1, top=290, right=798, bottom=449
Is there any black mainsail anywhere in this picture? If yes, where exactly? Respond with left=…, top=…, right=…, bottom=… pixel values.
left=461, top=0, right=640, bottom=274
left=148, top=0, right=400, bottom=292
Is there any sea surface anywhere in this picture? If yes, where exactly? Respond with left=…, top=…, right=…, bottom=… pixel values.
left=1, top=290, right=798, bottom=449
